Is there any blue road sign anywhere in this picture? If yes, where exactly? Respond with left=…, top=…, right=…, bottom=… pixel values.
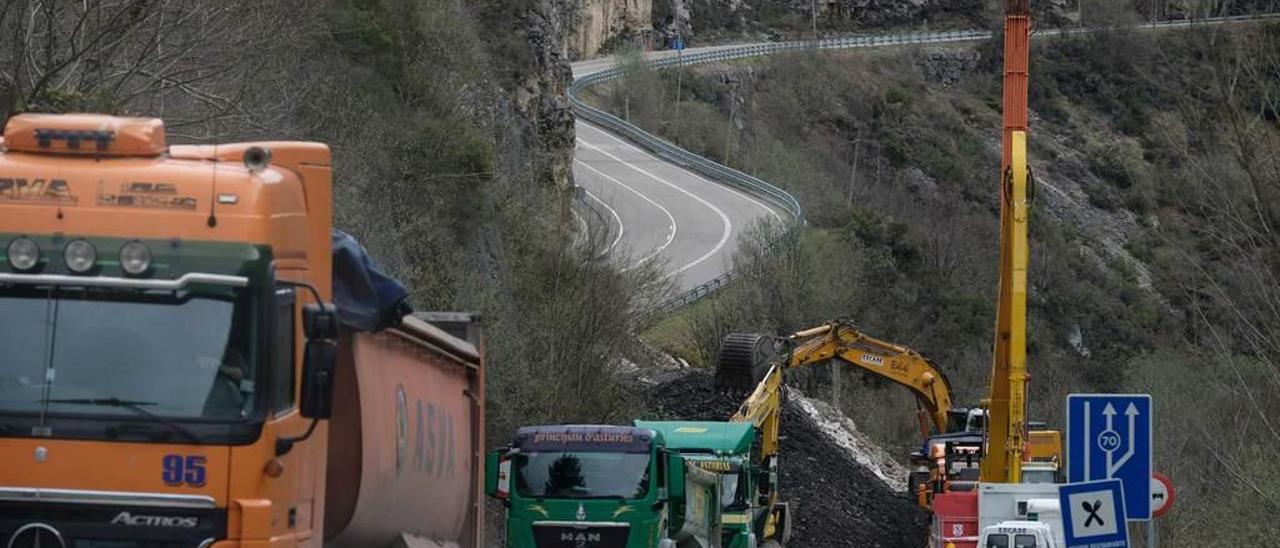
left=1060, top=479, right=1129, bottom=548
left=1067, top=394, right=1152, bottom=521
left=673, top=36, right=686, bottom=51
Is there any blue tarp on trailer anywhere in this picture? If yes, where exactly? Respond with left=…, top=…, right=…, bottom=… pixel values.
left=332, top=229, right=412, bottom=332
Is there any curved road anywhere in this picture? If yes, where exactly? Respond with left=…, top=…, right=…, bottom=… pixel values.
left=570, top=14, right=1278, bottom=294
left=572, top=54, right=781, bottom=292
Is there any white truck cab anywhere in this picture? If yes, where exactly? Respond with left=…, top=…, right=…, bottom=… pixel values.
left=978, top=484, right=1067, bottom=548
left=978, top=521, right=1058, bottom=548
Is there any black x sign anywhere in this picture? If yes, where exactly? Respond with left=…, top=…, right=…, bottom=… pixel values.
left=1082, top=500, right=1105, bottom=527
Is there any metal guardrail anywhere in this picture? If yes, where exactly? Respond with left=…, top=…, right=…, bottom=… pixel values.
left=571, top=14, right=1279, bottom=314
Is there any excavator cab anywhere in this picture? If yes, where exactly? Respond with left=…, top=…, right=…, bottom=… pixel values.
left=947, top=407, right=987, bottom=433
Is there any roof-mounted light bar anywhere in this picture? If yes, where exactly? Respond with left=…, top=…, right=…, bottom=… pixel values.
left=0, top=271, right=248, bottom=290
left=2, top=114, right=166, bottom=157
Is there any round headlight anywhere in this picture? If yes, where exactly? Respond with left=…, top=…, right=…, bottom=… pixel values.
left=64, top=240, right=97, bottom=274
left=6, top=237, right=40, bottom=271
left=119, top=241, right=152, bottom=275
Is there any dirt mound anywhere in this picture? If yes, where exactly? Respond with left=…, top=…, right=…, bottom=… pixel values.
left=641, top=369, right=930, bottom=548
left=790, top=393, right=910, bottom=490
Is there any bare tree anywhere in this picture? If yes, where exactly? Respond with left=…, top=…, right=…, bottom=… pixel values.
left=0, top=0, right=322, bottom=138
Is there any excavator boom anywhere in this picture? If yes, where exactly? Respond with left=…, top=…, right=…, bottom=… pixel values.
left=790, top=323, right=952, bottom=435
left=716, top=321, right=952, bottom=436
left=729, top=364, right=784, bottom=462
left=717, top=352, right=791, bottom=543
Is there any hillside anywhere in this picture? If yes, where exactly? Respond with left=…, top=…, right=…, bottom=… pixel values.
left=593, top=17, right=1280, bottom=544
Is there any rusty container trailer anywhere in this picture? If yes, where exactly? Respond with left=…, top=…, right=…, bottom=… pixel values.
left=324, top=314, right=484, bottom=548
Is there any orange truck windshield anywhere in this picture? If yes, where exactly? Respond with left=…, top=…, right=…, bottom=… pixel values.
left=0, top=284, right=259, bottom=429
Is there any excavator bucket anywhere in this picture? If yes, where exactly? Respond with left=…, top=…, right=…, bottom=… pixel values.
left=715, top=333, right=781, bottom=390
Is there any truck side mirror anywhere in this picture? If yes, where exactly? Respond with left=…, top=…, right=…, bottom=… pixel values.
left=485, top=450, right=511, bottom=502
left=303, top=302, right=339, bottom=339
left=299, top=340, right=336, bottom=419
left=299, top=303, right=338, bottom=420
left=667, top=453, right=686, bottom=500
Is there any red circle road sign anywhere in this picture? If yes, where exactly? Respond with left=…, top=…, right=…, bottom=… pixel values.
left=1152, top=472, right=1176, bottom=517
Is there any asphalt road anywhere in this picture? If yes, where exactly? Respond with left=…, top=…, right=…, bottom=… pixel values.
left=568, top=14, right=1279, bottom=295
left=571, top=55, right=782, bottom=293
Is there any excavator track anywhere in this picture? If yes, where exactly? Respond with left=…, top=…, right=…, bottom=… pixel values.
left=715, top=333, right=781, bottom=390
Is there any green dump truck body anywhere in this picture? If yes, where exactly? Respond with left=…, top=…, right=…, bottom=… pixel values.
left=634, top=421, right=760, bottom=548
left=486, top=425, right=724, bottom=548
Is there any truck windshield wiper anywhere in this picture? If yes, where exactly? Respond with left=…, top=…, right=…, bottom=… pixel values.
left=46, top=398, right=201, bottom=443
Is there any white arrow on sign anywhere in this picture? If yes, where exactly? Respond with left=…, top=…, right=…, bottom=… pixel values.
left=1101, top=403, right=1139, bottom=478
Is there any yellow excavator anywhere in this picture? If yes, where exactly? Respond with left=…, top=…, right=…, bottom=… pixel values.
left=714, top=317, right=1062, bottom=507
left=716, top=320, right=953, bottom=437
left=715, top=321, right=958, bottom=506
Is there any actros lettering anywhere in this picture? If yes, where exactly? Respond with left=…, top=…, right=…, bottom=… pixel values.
left=110, top=512, right=199, bottom=528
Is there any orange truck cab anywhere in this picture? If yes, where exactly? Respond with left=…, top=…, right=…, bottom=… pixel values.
left=0, top=114, right=484, bottom=547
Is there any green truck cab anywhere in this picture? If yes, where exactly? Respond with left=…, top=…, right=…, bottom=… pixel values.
left=635, top=421, right=775, bottom=548
left=485, top=425, right=724, bottom=548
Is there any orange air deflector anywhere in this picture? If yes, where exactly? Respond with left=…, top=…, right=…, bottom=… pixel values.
left=3, top=113, right=166, bottom=156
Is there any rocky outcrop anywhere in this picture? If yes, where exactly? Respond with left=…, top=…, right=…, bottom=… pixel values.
left=818, top=0, right=987, bottom=27
left=569, top=0, right=655, bottom=58
left=653, top=0, right=694, bottom=41
left=477, top=0, right=578, bottom=189
left=517, top=0, right=578, bottom=189
left=919, top=46, right=980, bottom=88
left=1161, top=0, right=1277, bottom=17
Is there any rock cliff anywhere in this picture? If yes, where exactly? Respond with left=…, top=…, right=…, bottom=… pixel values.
left=569, top=0, right=655, bottom=58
